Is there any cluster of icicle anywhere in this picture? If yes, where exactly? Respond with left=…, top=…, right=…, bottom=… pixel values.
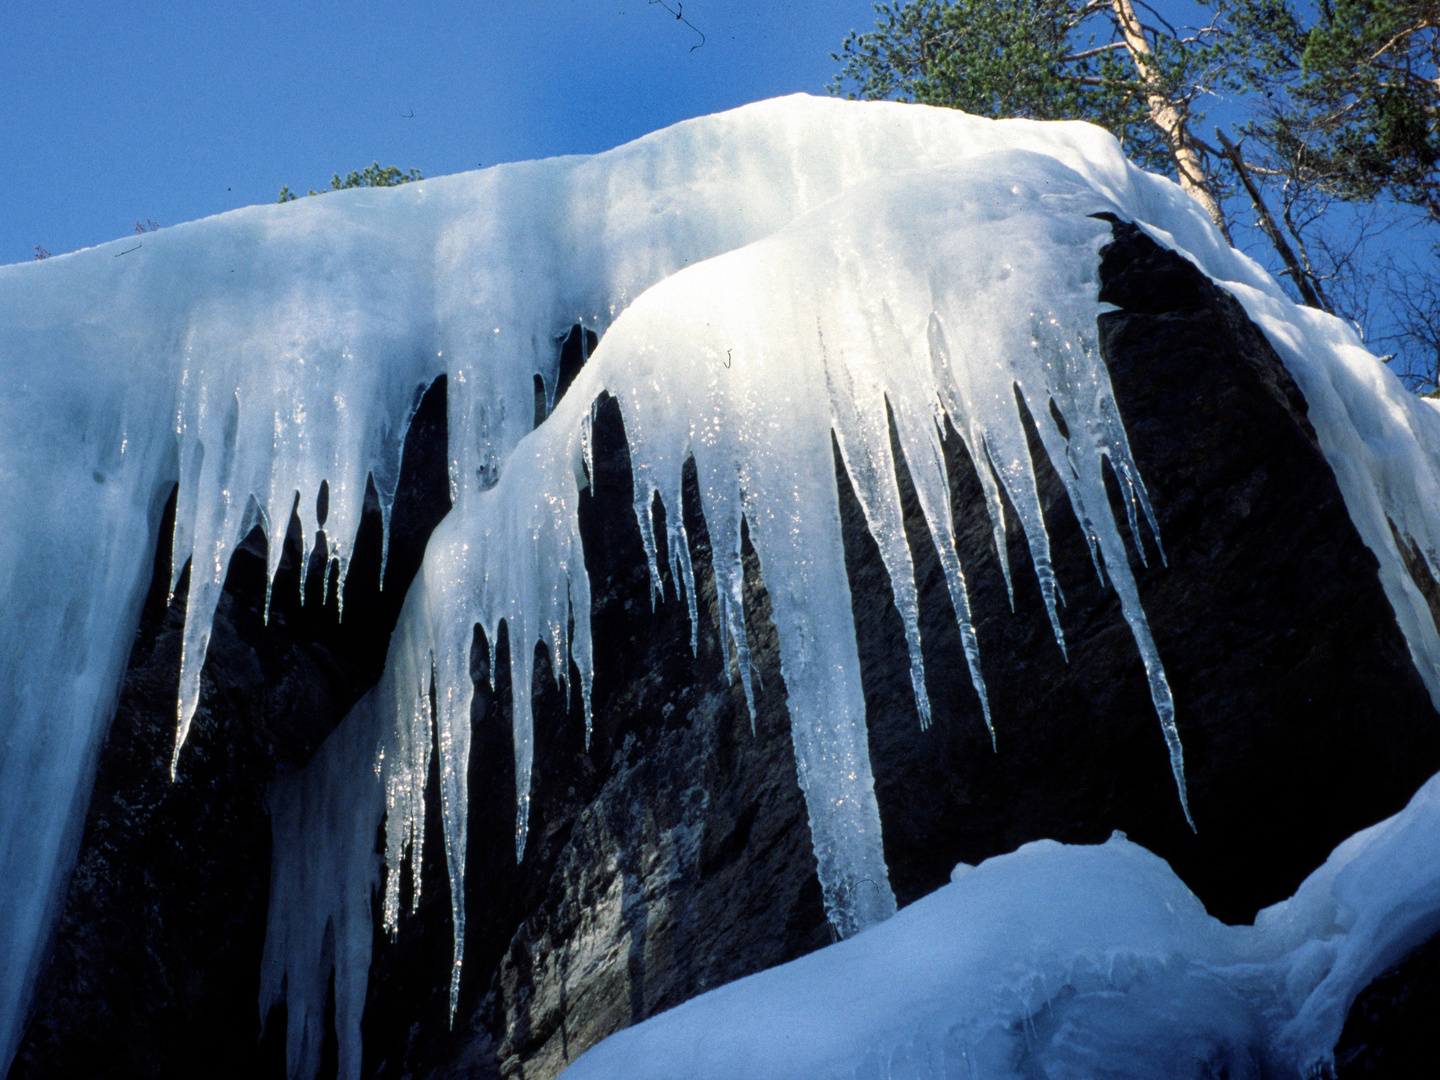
left=10, top=94, right=1440, bottom=1080
left=260, top=123, right=1199, bottom=1079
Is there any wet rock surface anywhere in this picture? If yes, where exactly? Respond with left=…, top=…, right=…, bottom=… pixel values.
left=11, top=228, right=1440, bottom=1080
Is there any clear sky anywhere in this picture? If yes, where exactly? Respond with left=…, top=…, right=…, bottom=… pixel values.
left=3, top=1, right=885, bottom=265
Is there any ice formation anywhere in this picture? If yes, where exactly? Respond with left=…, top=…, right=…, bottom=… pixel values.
left=5, top=93, right=1440, bottom=1078
left=261, top=122, right=1193, bottom=1075
left=562, top=769, right=1440, bottom=1080
left=261, top=689, right=385, bottom=1080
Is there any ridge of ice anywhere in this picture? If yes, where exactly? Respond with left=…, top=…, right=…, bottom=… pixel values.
left=266, top=139, right=1189, bottom=1071
left=8, top=95, right=1106, bottom=1067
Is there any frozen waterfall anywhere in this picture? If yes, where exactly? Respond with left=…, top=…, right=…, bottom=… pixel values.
left=5, top=95, right=1440, bottom=1079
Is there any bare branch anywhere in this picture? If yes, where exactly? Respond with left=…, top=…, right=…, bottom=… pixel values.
left=1368, top=20, right=1437, bottom=64
left=1131, top=0, right=1178, bottom=37
left=1217, top=128, right=1330, bottom=310
left=1061, top=42, right=1129, bottom=62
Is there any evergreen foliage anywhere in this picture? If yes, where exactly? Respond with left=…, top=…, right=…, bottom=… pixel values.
left=278, top=162, right=423, bottom=203
left=1250, top=0, right=1440, bottom=217
left=832, top=0, right=1440, bottom=390
left=832, top=1, right=1239, bottom=192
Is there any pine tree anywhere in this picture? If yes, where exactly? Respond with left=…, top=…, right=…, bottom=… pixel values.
left=1248, top=0, right=1440, bottom=218
left=278, top=162, right=423, bottom=203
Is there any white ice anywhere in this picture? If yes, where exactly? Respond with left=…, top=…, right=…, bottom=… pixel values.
left=343, top=136, right=1194, bottom=1047
left=560, top=768, right=1440, bottom=1080
left=5, top=93, right=1440, bottom=1079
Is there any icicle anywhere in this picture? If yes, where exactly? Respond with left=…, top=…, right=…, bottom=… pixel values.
left=13, top=95, right=1226, bottom=1070
left=985, top=418, right=1069, bottom=662
left=379, top=586, right=441, bottom=938
left=665, top=466, right=700, bottom=656
left=825, top=370, right=933, bottom=726
left=715, top=512, right=759, bottom=728
left=488, top=618, right=499, bottom=687
left=634, top=480, right=666, bottom=609
left=1111, top=456, right=1150, bottom=569
left=1116, top=456, right=1166, bottom=567
left=929, top=339, right=1017, bottom=626
left=886, top=395, right=996, bottom=742
left=260, top=688, right=384, bottom=1080
left=377, top=496, right=393, bottom=591
left=1013, top=333, right=1191, bottom=826
left=580, top=402, right=597, bottom=491
left=508, top=620, right=534, bottom=862
left=573, top=575, right=596, bottom=749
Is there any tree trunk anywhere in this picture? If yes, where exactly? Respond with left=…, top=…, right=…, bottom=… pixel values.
left=1109, top=0, right=1229, bottom=236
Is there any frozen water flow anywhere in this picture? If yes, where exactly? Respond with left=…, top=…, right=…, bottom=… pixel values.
left=378, top=585, right=437, bottom=934
left=297, top=139, right=1187, bottom=1030
left=563, top=154, right=1169, bottom=938
left=8, top=97, right=1098, bottom=1068
left=0, top=249, right=176, bottom=1070
left=826, top=352, right=935, bottom=728
left=8, top=94, right=1440, bottom=1077
left=260, top=688, right=385, bottom=1080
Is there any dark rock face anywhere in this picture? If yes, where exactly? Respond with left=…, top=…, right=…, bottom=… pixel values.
left=357, top=394, right=831, bottom=1080
left=859, top=219, right=1440, bottom=923
left=1334, top=926, right=1440, bottom=1075
left=10, top=226, right=1440, bottom=1080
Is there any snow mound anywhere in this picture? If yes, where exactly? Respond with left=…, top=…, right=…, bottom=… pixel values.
left=562, top=772, right=1440, bottom=1079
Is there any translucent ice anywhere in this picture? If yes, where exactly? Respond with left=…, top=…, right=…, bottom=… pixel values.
left=13, top=96, right=1112, bottom=1067
left=260, top=689, right=385, bottom=1080
left=262, top=139, right=1196, bottom=1073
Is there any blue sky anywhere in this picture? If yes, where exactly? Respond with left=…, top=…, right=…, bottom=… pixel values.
left=3, top=1, right=884, bottom=265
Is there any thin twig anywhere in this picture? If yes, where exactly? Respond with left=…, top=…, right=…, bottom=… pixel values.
left=649, top=0, right=704, bottom=51
left=1217, top=128, right=1329, bottom=311
left=1061, top=42, right=1129, bottom=62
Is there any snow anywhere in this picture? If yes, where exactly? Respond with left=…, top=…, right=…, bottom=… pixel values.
left=561, top=833, right=1257, bottom=1080
left=561, top=771, right=1440, bottom=1080
left=3, top=93, right=1440, bottom=1077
